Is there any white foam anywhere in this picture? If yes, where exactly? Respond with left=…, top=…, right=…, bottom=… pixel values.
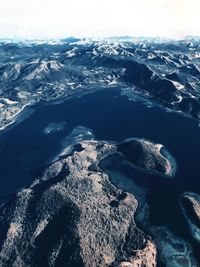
left=43, top=122, right=66, bottom=134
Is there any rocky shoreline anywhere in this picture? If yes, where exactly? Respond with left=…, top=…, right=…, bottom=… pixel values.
left=0, top=123, right=184, bottom=267
left=0, top=130, right=162, bottom=266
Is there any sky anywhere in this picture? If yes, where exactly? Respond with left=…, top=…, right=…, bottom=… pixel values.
left=0, top=0, right=199, bottom=40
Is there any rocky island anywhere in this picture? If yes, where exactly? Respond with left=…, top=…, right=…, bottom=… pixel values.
left=180, top=192, right=200, bottom=243
left=117, top=139, right=176, bottom=177
left=0, top=122, right=182, bottom=266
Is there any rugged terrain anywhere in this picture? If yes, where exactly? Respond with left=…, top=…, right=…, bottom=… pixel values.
left=0, top=38, right=200, bottom=266
left=180, top=192, right=200, bottom=243
left=0, top=37, right=200, bottom=130
left=0, top=128, right=162, bottom=267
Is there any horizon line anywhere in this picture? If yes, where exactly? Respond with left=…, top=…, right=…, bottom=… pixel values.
left=0, top=35, right=200, bottom=43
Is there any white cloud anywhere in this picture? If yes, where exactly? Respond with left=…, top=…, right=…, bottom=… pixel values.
left=0, top=0, right=199, bottom=39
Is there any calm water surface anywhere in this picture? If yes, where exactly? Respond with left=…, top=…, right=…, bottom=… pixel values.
left=0, top=87, right=200, bottom=260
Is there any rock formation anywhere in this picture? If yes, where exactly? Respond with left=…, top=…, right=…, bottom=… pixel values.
left=0, top=137, right=156, bottom=267
left=180, top=192, right=200, bottom=243
left=117, top=138, right=176, bottom=177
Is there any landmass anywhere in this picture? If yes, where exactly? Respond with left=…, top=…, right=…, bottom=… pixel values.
left=0, top=37, right=200, bottom=130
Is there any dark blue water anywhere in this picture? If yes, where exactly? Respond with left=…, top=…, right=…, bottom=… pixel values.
left=0, top=87, right=200, bottom=259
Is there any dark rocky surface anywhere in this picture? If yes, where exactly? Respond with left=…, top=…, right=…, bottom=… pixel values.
left=117, top=139, right=176, bottom=177
left=0, top=135, right=157, bottom=267
left=180, top=192, right=200, bottom=244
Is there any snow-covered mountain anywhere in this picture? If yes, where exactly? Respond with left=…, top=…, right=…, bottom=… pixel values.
left=0, top=37, right=200, bottom=130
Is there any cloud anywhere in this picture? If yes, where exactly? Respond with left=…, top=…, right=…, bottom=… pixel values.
left=0, top=0, right=199, bottom=39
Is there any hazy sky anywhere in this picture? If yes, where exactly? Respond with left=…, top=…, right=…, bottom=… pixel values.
left=0, top=0, right=199, bottom=39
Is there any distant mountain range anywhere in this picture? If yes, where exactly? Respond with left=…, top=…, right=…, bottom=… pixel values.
left=0, top=37, right=200, bottom=130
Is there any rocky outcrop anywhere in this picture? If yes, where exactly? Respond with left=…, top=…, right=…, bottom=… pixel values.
left=117, top=139, right=176, bottom=177
left=180, top=192, right=200, bottom=243
left=117, top=241, right=156, bottom=267
left=0, top=137, right=156, bottom=267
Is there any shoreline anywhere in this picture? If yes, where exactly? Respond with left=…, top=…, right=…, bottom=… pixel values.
left=0, top=103, right=34, bottom=133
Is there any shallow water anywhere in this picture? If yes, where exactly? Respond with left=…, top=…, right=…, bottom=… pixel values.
left=0, top=87, right=200, bottom=261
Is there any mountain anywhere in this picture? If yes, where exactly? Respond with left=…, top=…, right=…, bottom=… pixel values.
left=0, top=38, right=200, bottom=130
